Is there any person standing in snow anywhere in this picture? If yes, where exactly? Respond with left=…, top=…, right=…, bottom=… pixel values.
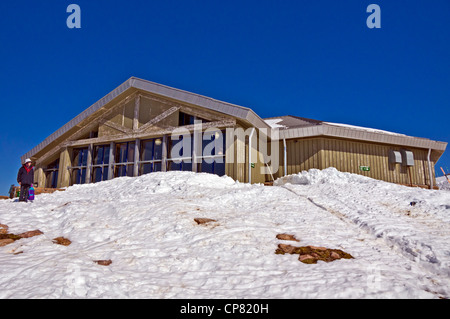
left=17, top=158, right=34, bottom=202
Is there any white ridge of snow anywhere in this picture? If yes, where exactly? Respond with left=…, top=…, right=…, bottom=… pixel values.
left=0, top=169, right=449, bottom=299
left=264, top=118, right=287, bottom=129
left=324, top=122, right=406, bottom=136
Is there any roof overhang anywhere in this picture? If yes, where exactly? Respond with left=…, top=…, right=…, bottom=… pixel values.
left=278, top=122, right=447, bottom=153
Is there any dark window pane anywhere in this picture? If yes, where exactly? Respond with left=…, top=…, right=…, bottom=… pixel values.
left=80, top=150, right=88, bottom=166
left=72, top=168, right=87, bottom=185
left=93, top=146, right=103, bottom=165
left=201, top=160, right=214, bottom=174
left=140, top=163, right=153, bottom=175
left=154, top=139, right=163, bottom=160
left=200, top=158, right=225, bottom=176
left=168, top=161, right=181, bottom=171
left=127, top=164, right=134, bottom=177
left=215, top=162, right=225, bottom=176
left=115, top=165, right=126, bottom=178
left=141, top=140, right=154, bottom=162
left=116, top=143, right=127, bottom=163
left=51, top=171, right=59, bottom=188
left=127, top=143, right=135, bottom=163
left=103, top=146, right=110, bottom=164
left=93, top=145, right=110, bottom=165
left=182, top=162, right=192, bottom=172
left=103, top=166, right=109, bottom=180
left=153, top=162, right=162, bottom=172
left=93, top=167, right=103, bottom=183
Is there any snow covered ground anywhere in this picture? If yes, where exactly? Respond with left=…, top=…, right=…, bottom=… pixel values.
left=437, top=176, right=450, bottom=191
left=0, top=168, right=449, bottom=299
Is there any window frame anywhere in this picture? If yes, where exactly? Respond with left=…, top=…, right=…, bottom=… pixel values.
left=138, top=138, right=164, bottom=175
left=91, top=144, right=111, bottom=183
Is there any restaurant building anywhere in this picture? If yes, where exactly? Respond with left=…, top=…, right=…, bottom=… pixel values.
left=22, top=77, right=447, bottom=189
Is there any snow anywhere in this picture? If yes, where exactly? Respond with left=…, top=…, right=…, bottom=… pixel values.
left=324, top=122, right=407, bottom=136
left=1, top=169, right=450, bottom=298
left=264, top=119, right=287, bottom=129
left=437, top=176, right=450, bottom=191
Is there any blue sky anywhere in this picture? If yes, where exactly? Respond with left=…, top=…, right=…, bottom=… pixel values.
left=0, top=0, right=449, bottom=195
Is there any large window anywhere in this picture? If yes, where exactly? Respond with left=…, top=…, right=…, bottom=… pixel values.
left=114, top=142, right=135, bottom=177
left=92, top=144, right=110, bottom=183
left=139, top=138, right=163, bottom=175
left=45, top=159, right=59, bottom=188
left=199, top=130, right=225, bottom=176
left=168, top=134, right=193, bottom=172
left=72, top=147, right=89, bottom=184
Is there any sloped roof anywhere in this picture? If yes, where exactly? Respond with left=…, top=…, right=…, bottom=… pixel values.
left=21, top=77, right=272, bottom=162
left=263, top=116, right=447, bottom=153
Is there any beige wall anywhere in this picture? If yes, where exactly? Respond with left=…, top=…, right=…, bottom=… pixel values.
left=281, top=137, right=436, bottom=187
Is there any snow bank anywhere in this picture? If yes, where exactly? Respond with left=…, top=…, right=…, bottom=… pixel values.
left=276, top=168, right=450, bottom=281
left=0, top=170, right=450, bottom=299
left=274, top=167, right=374, bottom=186
left=437, top=176, right=450, bottom=191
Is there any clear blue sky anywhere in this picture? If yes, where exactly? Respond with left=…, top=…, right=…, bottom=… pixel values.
left=0, top=0, right=449, bottom=195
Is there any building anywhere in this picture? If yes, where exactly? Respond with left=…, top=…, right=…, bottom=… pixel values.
left=22, top=77, right=447, bottom=189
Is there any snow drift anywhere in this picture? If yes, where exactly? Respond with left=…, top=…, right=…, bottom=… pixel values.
left=0, top=169, right=450, bottom=298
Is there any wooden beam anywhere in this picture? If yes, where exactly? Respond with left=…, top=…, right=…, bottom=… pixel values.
left=136, top=106, right=180, bottom=133
left=99, top=119, right=133, bottom=134
left=64, top=119, right=237, bottom=148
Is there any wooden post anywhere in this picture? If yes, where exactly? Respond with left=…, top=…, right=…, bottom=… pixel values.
left=85, top=144, right=93, bottom=184
left=133, top=94, right=140, bottom=131
left=35, top=167, right=45, bottom=188
left=193, top=120, right=202, bottom=172
left=108, top=142, right=115, bottom=180
left=133, top=139, right=140, bottom=177
left=58, top=148, right=72, bottom=188
left=162, top=135, right=168, bottom=172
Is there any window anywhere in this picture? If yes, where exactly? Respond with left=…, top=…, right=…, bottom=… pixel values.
left=139, top=138, right=163, bottom=175
left=198, top=130, right=226, bottom=176
left=178, top=112, right=209, bottom=126
left=114, top=142, right=135, bottom=177
left=72, top=147, right=89, bottom=185
left=179, top=112, right=196, bottom=126
left=92, top=144, right=110, bottom=183
left=168, top=134, right=193, bottom=172
left=45, top=159, right=59, bottom=188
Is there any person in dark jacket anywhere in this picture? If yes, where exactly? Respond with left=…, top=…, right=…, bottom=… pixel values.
left=17, top=158, right=34, bottom=202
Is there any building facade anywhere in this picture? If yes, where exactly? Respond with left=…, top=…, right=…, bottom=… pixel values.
left=22, top=77, right=447, bottom=189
